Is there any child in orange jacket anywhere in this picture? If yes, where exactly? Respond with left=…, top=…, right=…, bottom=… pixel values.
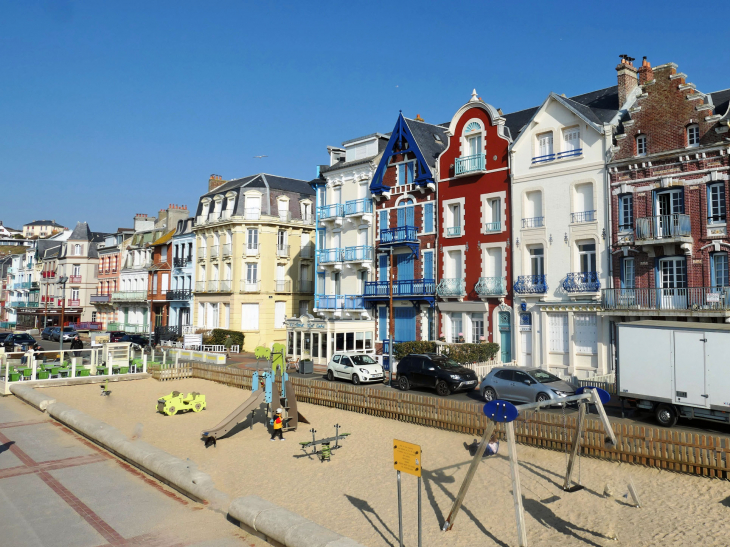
left=270, top=408, right=285, bottom=441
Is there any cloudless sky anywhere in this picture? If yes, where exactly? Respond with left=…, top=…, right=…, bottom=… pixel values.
left=2, top=0, right=729, bottom=232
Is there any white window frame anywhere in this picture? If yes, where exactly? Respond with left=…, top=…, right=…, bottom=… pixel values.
left=636, top=134, right=647, bottom=157
left=528, top=245, right=545, bottom=277
left=481, top=191, right=506, bottom=234
left=687, top=124, right=700, bottom=148
left=548, top=313, right=568, bottom=354
left=562, top=126, right=581, bottom=154
left=574, top=313, right=597, bottom=355
left=442, top=197, right=465, bottom=238
left=536, top=131, right=554, bottom=158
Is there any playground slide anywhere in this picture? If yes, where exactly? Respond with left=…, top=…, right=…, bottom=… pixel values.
left=201, top=389, right=266, bottom=440
left=283, top=380, right=308, bottom=430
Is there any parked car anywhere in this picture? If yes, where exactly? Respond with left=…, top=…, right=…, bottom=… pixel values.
left=41, top=327, right=55, bottom=340
left=326, top=353, right=383, bottom=385
left=52, top=326, right=79, bottom=342
left=5, top=333, right=38, bottom=351
left=120, top=334, right=149, bottom=347
left=396, top=353, right=478, bottom=396
left=480, top=367, right=577, bottom=404
left=107, top=331, right=127, bottom=343
left=0, top=332, right=12, bottom=343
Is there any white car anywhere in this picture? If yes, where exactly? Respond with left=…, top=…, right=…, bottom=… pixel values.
left=326, top=353, right=384, bottom=385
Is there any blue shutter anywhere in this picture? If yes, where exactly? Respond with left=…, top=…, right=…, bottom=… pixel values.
left=379, top=254, right=388, bottom=282
left=406, top=206, right=414, bottom=227
left=379, top=210, right=388, bottom=233
left=378, top=306, right=387, bottom=340
left=424, top=251, right=433, bottom=280
left=407, top=162, right=414, bottom=185
left=394, top=307, right=416, bottom=342
left=424, top=203, right=434, bottom=233
left=397, top=207, right=405, bottom=227
left=397, top=254, right=414, bottom=281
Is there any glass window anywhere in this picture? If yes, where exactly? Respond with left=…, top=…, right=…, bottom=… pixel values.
left=578, top=242, right=596, bottom=273
left=636, top=135, right=647, bottom=156
left=708, top=183, right=726, bottom=224
left=336, top=332, right=345, bottom=351
left=529, top=247, right=544, bottom=276
left=619, top=195, right=633, bottom=230
left=365, top=332, right=373, bottom=349
left=494, top=370, right=514, bottom=381
left=537, top=132, right=553, bottom=157
left=712, top=253, right=729, bottom=287
left=687, top=124, right=700, bottom=147
left=451, top=313, right=462, bottom=343
left=320, top=334, right=327, bottom=359
left=622, top=258, right=635, bottom=289
left=471, top=313, right=484, bottom=343
left=247, top=229, right=258, bottom=249
left=312, top=333, right=319, bottom=357
left=563, top=127, right=580, bottom=152
left=467, top=134, right=482, bottom=157
left=332, top=354, right=340, bottom=364
left=346, top=332, right=354, bottom=351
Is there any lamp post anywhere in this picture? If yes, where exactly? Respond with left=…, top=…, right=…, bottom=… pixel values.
left=57, top=275, right=68, bottom=352
left=388, top=247, right=394, bottom=388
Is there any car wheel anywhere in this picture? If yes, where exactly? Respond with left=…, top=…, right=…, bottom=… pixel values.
left=436, top=381, right=451, bottom=397
left=398, top=376, right=410, bottom=391
left=655, top=404, right=678, bottom=427
left=326, top=370, right=334, bottom=381
left=352, top=374, right=360, bottom=385
left=483, top=387, right=497, bottom=402
left=536, top=392, right=551, bottom=403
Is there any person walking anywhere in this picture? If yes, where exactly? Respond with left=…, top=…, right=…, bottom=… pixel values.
left=270, top=408, right=285, bottom=441
left=70, top=335, right=83, bottom=358
left=223, top=335, right=233, bottom=358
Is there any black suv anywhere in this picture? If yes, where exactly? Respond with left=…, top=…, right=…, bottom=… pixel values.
left=395, top=353, right=478, bottom=396
left=120, top=334, right=149, bottom=347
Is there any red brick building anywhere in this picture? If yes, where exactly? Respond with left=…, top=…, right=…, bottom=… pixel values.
left=436, top=91, right=514, bottom=358
left=603, top=58, right=730, bottom=323
left=147, top=231, right=174, bottom=328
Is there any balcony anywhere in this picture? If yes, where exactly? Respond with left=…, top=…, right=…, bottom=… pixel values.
left=343, top=246, right=373, bottom=263
left=485, top=222, right=501, bottom=233
left=298, top=280, right=314, bottom=293
left=246, top=243, right=259, bottom=256
left=197, top=248, right=207, bottom=260
left=318, top=248, right=344, bottom=264
left=455, top=153, right=486, bottom=176
left=522, top=217, right=544, bottom=229
left=344, top=199, right=373, bottom=218
left=437, top=278, right=466, bottom=298
left=364, top=279, right=436, bottom=297
left=556, top=149, right=582, bottom=159
left=635, top=214, right=692, bottom=245
left=276, top=244, right=290, bottom=258
left=277, top=211, right=292, bottom=222
left=239, top=280, right=261, bottom=293
left=173, top=257, right=192, bottom=268
left=602, top=287, right=730, bottom=315
left=315, top=295, right=365, bottom=310
left=244, top=208, right=261, bottom=220
left=475, top=277, right=507, bottom=297
left=111, top=291, right=147, bottom=302
left=514, top=275, right=548, bottom=294
left=380, top=226, right=418, bottom=246
left=301, top=214, right=315, bottom=225
left=219, top=280, right=232, bottom=292
left=562, top=272, right=600, bottom=293
left=571, top=210, right=596, bottom=223
left=68, top=299, right=80, bottom=307
left=206, top=280, right=219, bottom=292
left=14, top=282, right=30, bottom=290
left=275, top=280, right=292, bottom=293
left=90, top=294, right=111, bottom=303
left=123, top=323, right=149, bottom=334
left=69, top=275, right=82, bottom=284
left=30, top=282, right=39, bottom=290
left=195, top=281, right=206, bottom=292
left=210, top=245, right=220, bottom=259
left=531, top=153, right=555, bottom=164
left=446, top=226, right=462, bottom=237
left=300, top=245, right=314, bottom=260
left=318, top=204, right=345, bottom=223
left=222, top=243, right=232, bottom=257
left=42, top=270, right=56, bottom=278
left=166, top=289, right=193, bottom=300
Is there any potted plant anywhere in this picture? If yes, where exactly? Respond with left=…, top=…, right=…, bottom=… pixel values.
left=457, top=332, right=465, bottom=344
left=479, top=336, right=486, bottom=344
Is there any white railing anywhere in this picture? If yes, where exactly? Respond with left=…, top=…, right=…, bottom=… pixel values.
left=160, top=339, right=239, bottom=353
left=462, top=360, right=518, bottom=381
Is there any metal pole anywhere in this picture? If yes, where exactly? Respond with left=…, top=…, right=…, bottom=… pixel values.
left=388, top=248, right=394, bottom=387
left=43, top=280, right=48, bottom=328
left=397, top=470, right=403, bottom=547
left=59, top=281, right=66, bottom=352
left=507, top=421, right=528, bottom=547
left=418, top=475, right=422, bottom=547
left=563, top=401, right=586, bottom=491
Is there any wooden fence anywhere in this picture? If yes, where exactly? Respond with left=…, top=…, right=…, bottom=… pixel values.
left=154, top=362, right=730, bottom=479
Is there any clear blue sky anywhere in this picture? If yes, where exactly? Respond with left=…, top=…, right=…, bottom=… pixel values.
left=2, top=1, right=729, bottom=233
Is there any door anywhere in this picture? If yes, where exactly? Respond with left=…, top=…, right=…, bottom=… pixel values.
left=396, top=253, right=413, bottom=293
left=674, top=331, right=708, bottom=407
left=499, top=312, right=512, bottom=362
left=521, top=331, right=533, bottom=367
left=394, top=307, right=416, bottom=342
left=492, top=369, right=515, bottom=399
left=659, top=258, right=687, bottom=309
left=338, top=355, right=353, bottom=378
left=511, top=370, right=533, bottom=402
left=656, top=190, right=683, bottom=237
left=408, top=358, right=426, bottom=387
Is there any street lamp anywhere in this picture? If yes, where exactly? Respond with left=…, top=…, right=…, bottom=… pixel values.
left=57, top=275, right=68, bottom=351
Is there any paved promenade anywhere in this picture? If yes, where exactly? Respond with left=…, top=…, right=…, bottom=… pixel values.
left=0, top=395, right=265, bottom=547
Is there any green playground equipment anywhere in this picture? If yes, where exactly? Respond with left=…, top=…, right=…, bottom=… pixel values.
left=271, top=343, right=286, bottom=374
left=156, top=391, right=207, bottom=416
left=299, top=424, right=350, bottom=462
left=254, top=346, right=271, bottom=360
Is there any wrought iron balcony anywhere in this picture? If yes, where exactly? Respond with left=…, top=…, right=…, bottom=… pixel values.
left=243, top=208, right=261, bottom=220
left=380, top=226, right=418, bottom=245
left=343, top=246, right=373, bottom=262
left=344, top=199, right=373, bottom=216
left=455, top=153, right=486, bottom=175
left=318, top=248, right=344, bottom=264
left=475, top=277, right=507, bottom=296
left=364, top=279, right=436, bottom=297
left=485, top=222, right=501, bottom=232
left=522, top=217, right=544, bottom=229
left=315, top=295, right=366, bottom=310
left=111, top=291, right=147, bottom=302
left=173, top=257, right=192, bottom=268
left=318, top=204, right=345, bottom=220
left=275, top=280, right=292, bottom=292
left=166, top=289, right=192, bottom=301
left=562, top=272, right=600, bottom=293
left=446, top=226, right=462, bottom=237
left=602, top=287, right=730, bottom=312
left=30, top=282, right=39, bottom=290
left=106, top=322, right=122, bottom=331
left=239, top=280, right=261, bottom=293
left=68, top=299, right=80, bottom=307
left=635, top=214, right=692, bottom=243
left=437, top=278, right=466, bottom=298
left=69, top=275, right=82, bottom=283
left=513, top=275, right=548, bottom=294
left=90, top=294, right=111, bottom=303
left=571, top=210, right=596, bottom=223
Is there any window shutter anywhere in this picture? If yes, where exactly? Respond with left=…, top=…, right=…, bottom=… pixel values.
left=379, top=254, right=388, bottom=281
left=407, top=162, right=414, bottom=185
left=424, top=203, right=434, bottom=233
left=406, top=206, right=414, bottom=227
left=574, top=314, right=597, bottom=354
left=379, top=210, right=388, bottom=233
left=397, top=207, right=405, bottom=227
left=424, top=251, right=433, bottom=280
left=378, top=306, right=387, bottom=340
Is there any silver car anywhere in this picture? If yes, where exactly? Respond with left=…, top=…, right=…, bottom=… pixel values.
left=480, top=367, right=577, bottom=403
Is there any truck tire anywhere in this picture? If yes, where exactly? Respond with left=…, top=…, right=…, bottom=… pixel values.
left=655, top=404, right=678, bottom=427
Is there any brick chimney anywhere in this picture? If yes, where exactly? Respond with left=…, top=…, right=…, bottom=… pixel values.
left=637, top=56, right=654, bottom=85
left=616, top=57, right=638, bottom=108
left=208, top=174, right=227, bottom=192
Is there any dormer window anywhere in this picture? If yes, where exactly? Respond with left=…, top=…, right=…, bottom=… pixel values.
left=532, top=132, right=554, bottom=163
left=396, top=161, right=415, bottom=186
left=560, top=127, right=581, bottom=158
left=636, top=135, right=647, bottom=157
left=464, top=121, right=483, bottom=157
left=74, top=244, right=82, bottom=256
left=687, top=124, right=700, bottom=148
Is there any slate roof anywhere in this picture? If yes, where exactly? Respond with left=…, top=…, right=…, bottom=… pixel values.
left=320, top=135, right=391, bottom=174
left=202, top=173, right=314, bottom=198
left=68, top=222, right=93, bottom=241
left=404, top=118, right=449, bottom=169
left=151, top=230, right=174, bottom=246
left=23, top=220, right=65, bottom=228
left=710, top=88, right=730, bottom=121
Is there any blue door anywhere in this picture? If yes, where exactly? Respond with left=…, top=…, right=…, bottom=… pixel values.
left=499, top=312, right=512, bottom=362
left=396, top=254, right=413, bottom=280
left=394, top=307, right=416, bottom=342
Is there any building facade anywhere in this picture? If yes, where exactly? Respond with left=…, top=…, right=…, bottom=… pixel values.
left=436, top=91, right=514, bottom=360
left=92, top=230, right=133, bottom=329
left=22, top=220, right=66, bottom=239
left=169, top=217, right=196, bottom=332
left=603, top=59, right=730, bottom=331
left=148, top=231, right=174, bottom=329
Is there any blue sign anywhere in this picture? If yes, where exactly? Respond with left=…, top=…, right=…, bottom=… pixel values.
left=482, top=400, right=518, bottom=423
left=382, top=357, right=390, bottom=371
left=576, top=386, right=611, bottom=405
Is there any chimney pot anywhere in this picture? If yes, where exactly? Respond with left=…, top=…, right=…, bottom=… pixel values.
left=616, top=56, right=639, bottom=107
left=637, top=56, right=654, bottom=85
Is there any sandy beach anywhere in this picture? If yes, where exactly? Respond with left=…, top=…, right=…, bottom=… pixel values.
left=40, top=378, right=730, bottom=547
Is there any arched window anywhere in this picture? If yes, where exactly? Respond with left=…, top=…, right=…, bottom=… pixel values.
left=687, top=124, right=700, bottom=148
left=464, top=121, right=483, bottom=158
left=397, top=198, right=415, bottom=227
left=636, top=134, right=647, bottom=157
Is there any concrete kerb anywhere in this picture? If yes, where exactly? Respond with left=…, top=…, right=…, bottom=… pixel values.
left=10, top=386, right=367, bottom=547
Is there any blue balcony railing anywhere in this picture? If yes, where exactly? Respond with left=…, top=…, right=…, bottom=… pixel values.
left=485, top=221, right=501, bottom=232
left=635, top=214, right=691, bottom=242
left=437, top=278, right=466, bottom=298
left=455, top=153, right=486, bottom=175
left=343, top=246, right=374, bottom=261
left=571, top=210, right=596, bottom=223
left=446, top=226, right=462, bottom=237
left=364, top=279, right=436, bottom=297
left=514, top=275, right=548, bottom=294
left=317, top=204, right=344, bottom=220
left=562, top=272, right=600, bottom=293
left=557, top=148, right=582, bottom=159
left=344, top=199, right=373, bottom=216
left=317, top=248, right=344, bottom=264
left=475, top=277, right=507, bottom=296
left=522, top=217, right=544, bottom=229
left=531, top=153, right=555, bottom=164
left=380, top=226, right=418, bottom=245
left=315, top=295, right=366, bottom=310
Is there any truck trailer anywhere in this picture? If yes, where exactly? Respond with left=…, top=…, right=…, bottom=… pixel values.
left=617, top=320, right=730, bottom=427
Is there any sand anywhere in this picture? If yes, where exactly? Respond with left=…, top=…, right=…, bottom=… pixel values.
left=41, top=379, right=730, bottom=547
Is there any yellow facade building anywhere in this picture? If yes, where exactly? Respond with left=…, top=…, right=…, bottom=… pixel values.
left=192, top=174, right=315, bottom=351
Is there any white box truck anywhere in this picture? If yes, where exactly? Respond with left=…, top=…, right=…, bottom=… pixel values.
left=617, top=320, right=730, bottom=427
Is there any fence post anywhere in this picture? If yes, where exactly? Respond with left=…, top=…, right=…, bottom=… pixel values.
left=3, top=353, right=8, bottom=384
left=143, top=354, right=147, bottom=374
left=31, top=356, right=37, bottom=381
left=175, top=351, right=179, bottom=367
left=71, top=357, right=77, bottom=378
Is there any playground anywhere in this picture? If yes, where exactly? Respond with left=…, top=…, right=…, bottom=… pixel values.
left=38, top=377, right=730, bottom=546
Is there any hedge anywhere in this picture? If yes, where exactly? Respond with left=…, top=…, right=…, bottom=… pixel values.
left=204, top=329, right=245, bottom=347
left=392, top=341, right=499, bottom=364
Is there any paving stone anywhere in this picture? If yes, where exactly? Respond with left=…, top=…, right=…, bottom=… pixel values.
left=2, top=423, right=91, bottom=463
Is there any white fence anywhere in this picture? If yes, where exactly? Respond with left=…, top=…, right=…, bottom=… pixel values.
left=160, top=339, right=239, bottom=353
left=164, top=347, right=227, bottom=365
left=462, top=360, right=518, bottom=381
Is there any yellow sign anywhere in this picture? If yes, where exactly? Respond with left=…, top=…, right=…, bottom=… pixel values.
left=393, top=439, right=422, bottom=477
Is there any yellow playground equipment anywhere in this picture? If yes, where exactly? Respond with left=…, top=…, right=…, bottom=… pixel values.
left=156, top=391, right=206, bottom=416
